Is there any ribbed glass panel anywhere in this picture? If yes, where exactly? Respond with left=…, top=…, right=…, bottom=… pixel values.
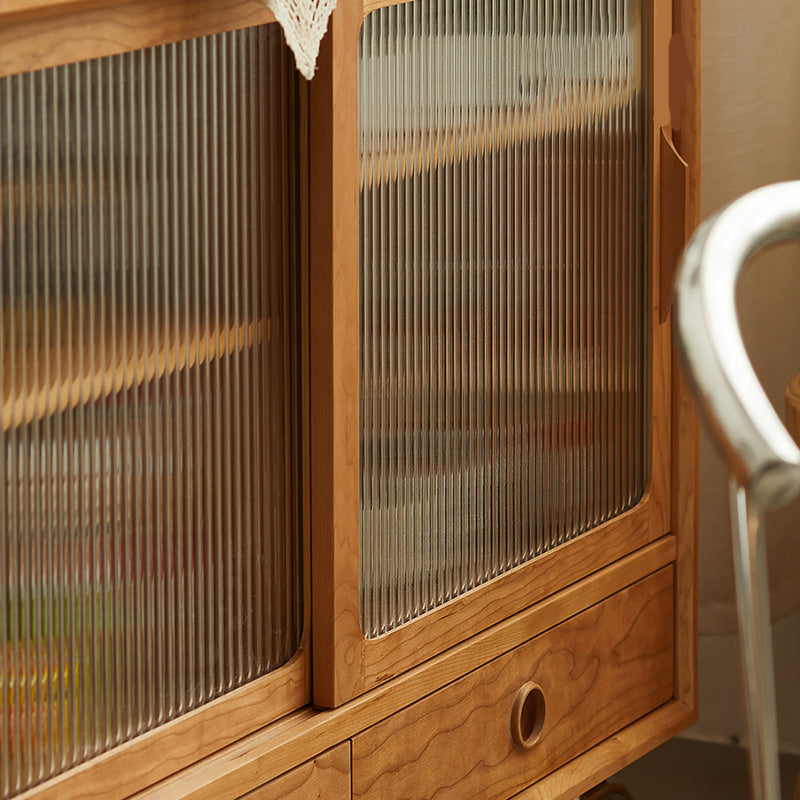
left=359, top=0, right=648, bottom=637
left=0, top=25, right=302, bottom=796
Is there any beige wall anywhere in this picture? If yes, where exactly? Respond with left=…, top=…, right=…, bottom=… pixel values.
left=686, top=0, right=800, bottom=752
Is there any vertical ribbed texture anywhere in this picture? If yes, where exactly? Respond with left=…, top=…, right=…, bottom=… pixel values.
left=0, top=24, right=302, bottom=797
left=359, top=0, right=648, bottom=637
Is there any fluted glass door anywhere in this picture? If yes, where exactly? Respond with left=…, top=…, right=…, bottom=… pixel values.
left=359, top=0, right=649, bottom=638
left=0, top=24, right=303, bottom=797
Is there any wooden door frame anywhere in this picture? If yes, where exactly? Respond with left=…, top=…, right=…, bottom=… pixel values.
left=0, top=10, right=314, bottom=799
left=0, top=0, right=278, bottom=77
left=309, top=0, right=686, bottom=709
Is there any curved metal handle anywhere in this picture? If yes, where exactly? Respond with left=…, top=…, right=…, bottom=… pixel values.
left=675, top=180, right=800, bottom=800
left=675, top=181, right=800, bottom=508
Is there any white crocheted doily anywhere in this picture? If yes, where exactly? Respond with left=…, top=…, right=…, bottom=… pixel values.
left=266, top=0, right=338, bottom=80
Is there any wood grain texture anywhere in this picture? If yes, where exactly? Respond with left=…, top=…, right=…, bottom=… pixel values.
left=312, top=0, right=678, bottom=709
left=786, top=374, right=800, bottom=446
left=0, top=0, right=91, bottom=19
left=14, top=651, right=309, bottom=800
left=670, top=0, right=700, bottom=717
left=0, top=0, right=276, bottom=77
left=352, top=568, right=675, bottom=800
left=6, top=49, right=314, bottom=800
left=238, top=742, right=351, bottom=800
left=645, top=0, right=675, bottom=548
left=659, top=128, right=689, bottom=323
left=308, top=0, right=365, bottom=710
left=133, top=537, right=675, bottom=800
left=2, top=319, right=262, bottom=432
left=361, top=502, right=662, bottom=689
left=672, top=364, right=699, bottom=713
left=362, top=0, right=409, bottom=14
left=507, top=699, right=694, bottom=800
left=670, top=0, right=700, bottom=233
left=648, top=308, right=673, bottom=544
left=298, top=77, right=315, bottom=688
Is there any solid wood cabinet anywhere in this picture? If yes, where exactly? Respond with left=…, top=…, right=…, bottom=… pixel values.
left=352, top=568, right=675, bottom=800
left=0, top=0, right=699, bottom=797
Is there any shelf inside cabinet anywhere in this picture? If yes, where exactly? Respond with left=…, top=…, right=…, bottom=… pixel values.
left=1, top=300, right=269, bottom=431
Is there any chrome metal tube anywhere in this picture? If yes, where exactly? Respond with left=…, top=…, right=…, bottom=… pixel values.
left=675, top=180, right=800, bottom=800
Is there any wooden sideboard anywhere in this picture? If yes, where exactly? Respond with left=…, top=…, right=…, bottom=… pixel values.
left=0, top=0, right=700, bottom=797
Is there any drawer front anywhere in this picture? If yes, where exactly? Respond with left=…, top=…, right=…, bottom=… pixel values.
left=352, top=567, right=674, bottom=800
left=240, top=742, right=351, bottom=800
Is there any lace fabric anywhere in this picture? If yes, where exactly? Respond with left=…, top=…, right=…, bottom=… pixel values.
left=266, top=0, right=338, bottom=79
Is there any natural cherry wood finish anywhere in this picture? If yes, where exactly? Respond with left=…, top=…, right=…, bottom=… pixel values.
left=0, top=0, right=276, bottom=77
left=238, top=742, right=351, bottom=800
left=133, top=537, right=676, bottom=799
left=9, top=36, right=315, bottom=800
left=670, top=0, right=700, bottom=718
left=659, top=128, right=689, bottom=323
left=1, top=0, right=699, bottom=794
left=361, top=503, right=660, bottom=687
left=671, top=0, right=701, bottom=230
left=508, top=699, right=694, bottom=800
left=14, top=651, right=309, bottom=800
left=363, top=0, right=416, bottom=13
left=352, top=568, right=675, bottom=800
left=308, top=0, right=364, bottom=710
left=647, top=0, right=674, bottom=538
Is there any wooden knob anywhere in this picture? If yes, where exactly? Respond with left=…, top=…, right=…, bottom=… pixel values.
left=785, top=373, right=800, bottom=447
left=510, top=682, right=546, bottom=751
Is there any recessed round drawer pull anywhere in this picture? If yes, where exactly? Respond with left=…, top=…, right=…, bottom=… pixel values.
left=510, top=682, right=546, bottom=751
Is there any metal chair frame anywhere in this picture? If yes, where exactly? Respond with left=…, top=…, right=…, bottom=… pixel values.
left=675, top=181, right=800, bottom=800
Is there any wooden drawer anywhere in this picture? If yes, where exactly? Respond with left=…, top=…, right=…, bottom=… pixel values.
left=352, top=567, right=674, bottom=800
left=239, top=742, right=351, bottom=800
